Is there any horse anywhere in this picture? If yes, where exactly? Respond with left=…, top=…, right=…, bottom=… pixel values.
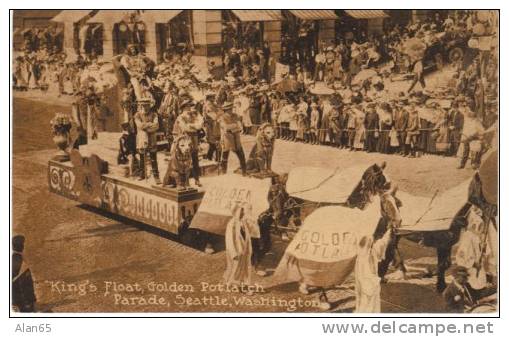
left=296, top=162, right=403, bottom=310
left=373, top=171, right=496, bottom=293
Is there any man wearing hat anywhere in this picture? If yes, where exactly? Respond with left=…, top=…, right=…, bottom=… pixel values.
left=393, top=97, right=409, bottom=155
left=258, top=81, right=271, bottom=123
left=448, top=97, right=465, bottom=156
left=134, top=98, right=161, bottom=184
left=364, top=103, right=380, bottom=153
left=404, top=103, right=421, bottom=157
left=218, top=101, right=247, bottom=175
left=158, top=83, right=179, bottom=151
left=203, top=92, right=222, bottom=162
left=174, top=102, right=204, bottom=187
left=443, top=265, right=475, bottom=313
left=458, top=108, right=485, bottom=169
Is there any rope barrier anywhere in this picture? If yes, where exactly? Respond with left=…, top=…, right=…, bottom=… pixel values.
left=235, top=122, right=446, bottom=132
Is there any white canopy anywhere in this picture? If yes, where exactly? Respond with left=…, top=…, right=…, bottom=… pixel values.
left=398, top=179, right=471, bottom=232
left=286, top=166, right=366, bottom=204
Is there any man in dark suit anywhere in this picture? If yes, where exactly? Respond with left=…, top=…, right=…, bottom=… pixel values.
left=443, top=266, right=474, bottom=313
left=393, top=100, right=409, bottom=155
left=364, top=103, right=380, bottom=152
left=448, top=98, right=465, bottom=156
left=12, top=235, right=36, bottom=312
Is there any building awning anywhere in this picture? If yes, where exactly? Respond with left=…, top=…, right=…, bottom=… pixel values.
left=87, top=10, right=137, bottom=23
left=140, top=10, right=184, bottom=23
left=345, top=10, right=389, bottom=19
left=289, top=10, right=338, bottom=20
left=88, top=10, right=183, bottom=24
left=51, top=10, right=94, bottom=23
left=231, top=10, right=282, bottom=22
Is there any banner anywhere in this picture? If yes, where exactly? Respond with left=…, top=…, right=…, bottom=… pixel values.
left=189, top=174, right=271, bottom=236
left=272, top=204, right=381, bottom=288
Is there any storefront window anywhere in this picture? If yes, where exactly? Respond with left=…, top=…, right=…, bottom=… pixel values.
left=156, top=11, right=193, bottom=60
left=221, top=10, right=264, bottom=51
left=281, top=13, right=318, bottom=72
left=113, top=14, right=147, bottom=55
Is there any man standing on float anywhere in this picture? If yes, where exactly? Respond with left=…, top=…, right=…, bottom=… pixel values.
left=134, top=98, right=161, bottom=185
left=218, top=101, right=247, bottom=175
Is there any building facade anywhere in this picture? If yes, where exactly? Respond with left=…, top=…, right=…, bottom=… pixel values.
left=14, top=10, right=405, bottom=63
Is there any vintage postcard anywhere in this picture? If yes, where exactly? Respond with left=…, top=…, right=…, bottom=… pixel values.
left=11, top=9, right=498, bottom=315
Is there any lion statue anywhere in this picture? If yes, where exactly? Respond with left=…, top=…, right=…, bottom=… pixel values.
left=163, top=135, right=193, bottom=190
left=245, top=123, right=276, bottom=177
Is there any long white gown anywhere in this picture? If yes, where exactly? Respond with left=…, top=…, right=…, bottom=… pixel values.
left=354, top=230, right=391, bottom=313
left=224, top=216, right=252, bottom=286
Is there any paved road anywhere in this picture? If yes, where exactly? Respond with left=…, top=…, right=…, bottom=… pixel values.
left=12, top=80, right=477, bottom=313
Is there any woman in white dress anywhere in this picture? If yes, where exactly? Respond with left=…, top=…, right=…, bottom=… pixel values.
left=353, top=109, right=366, bottom=151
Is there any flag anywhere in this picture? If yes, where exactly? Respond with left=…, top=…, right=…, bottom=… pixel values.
left=189, top=174, right=271, bottom=236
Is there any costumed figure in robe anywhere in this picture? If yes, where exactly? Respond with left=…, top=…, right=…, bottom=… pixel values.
left=120, top=44, right=150, bottom=100
left=355, top=227, right=392, bottom=313
left=224, top=202, right=254, bottom=290
left=71, top=83, right=101, bottom=148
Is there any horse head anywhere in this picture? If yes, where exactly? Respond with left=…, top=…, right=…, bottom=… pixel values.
left=380, top=185, right=403, bottom=229
left=373, top=185, right=403, bottom=240
left=347, top=161, right=389, bottom=209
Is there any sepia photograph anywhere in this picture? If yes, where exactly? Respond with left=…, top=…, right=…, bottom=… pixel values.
left=10, top=8, right=498, bottom=315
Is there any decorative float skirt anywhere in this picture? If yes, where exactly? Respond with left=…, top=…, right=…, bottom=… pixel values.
left=272, top=205, right=381, bottom=288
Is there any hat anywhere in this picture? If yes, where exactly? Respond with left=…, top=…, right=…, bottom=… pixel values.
left=180, top=99, right=194, bottom=110
left=397, top=98, right=409, bottom=106
left=380, top=102, right=391, bottom=111
left=222, top=101, right=234, bottom=111
left=451, top=265, right=469, bottom=279
left=137, top=98, right=152, bottom=106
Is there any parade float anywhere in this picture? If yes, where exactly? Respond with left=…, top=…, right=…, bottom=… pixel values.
left=47, top=132, right=207, bottom=236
